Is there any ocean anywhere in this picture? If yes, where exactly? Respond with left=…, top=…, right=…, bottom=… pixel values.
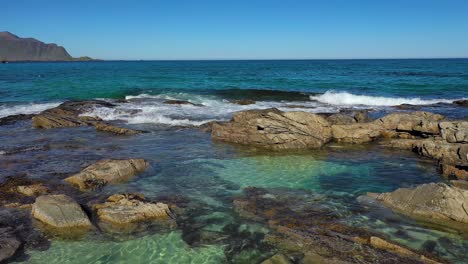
left=1, top=59, right=467, bottom=263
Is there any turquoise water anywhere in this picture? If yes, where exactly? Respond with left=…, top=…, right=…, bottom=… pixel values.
left=1, top=60, right=468, bottom=263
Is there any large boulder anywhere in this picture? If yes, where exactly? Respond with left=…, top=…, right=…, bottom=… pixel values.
left=93, top=193, right=175, bottom=230
left=369, top=183, right=468, bottom=231
left=439, top=121, right=468, bottom=143
left=374, top=112, right=445, bottom=137
left=65, top=159, right=149, bottom=191
left=332, top=123, right=382, bottom=143
left=31, top=195, right=92, bottom=229
left=211, top=108, right=332, bottom=150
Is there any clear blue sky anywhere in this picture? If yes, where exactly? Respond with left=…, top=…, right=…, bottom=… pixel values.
left=2, top=0, right=468, bottom=60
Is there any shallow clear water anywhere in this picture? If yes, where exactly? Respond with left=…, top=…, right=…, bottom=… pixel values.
left=1, top=60, right=468, bottom=263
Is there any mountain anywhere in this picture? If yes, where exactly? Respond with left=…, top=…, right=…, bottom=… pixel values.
left=0, top=32, right=93, bottom=61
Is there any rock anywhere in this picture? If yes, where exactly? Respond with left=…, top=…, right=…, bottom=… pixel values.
left=453, top=100, right=468, bottom=107
left=0, top=228, right=21, bottom=263
left=163, top=100, right=204, bottom=107
left=301, top=253, right=350, bottom=264
left=15, top=183, right=48, bottom=197
left=332, top=123, right=382, bottom=143
left=353, top=110, right=371, bottom=123
left=439, top=121, right=468, bottom=143
left=326, top=113, right=356, bottom=125
left=211, top=108, right=332, bottom=150
left=198, top=121, right=223, bottom=133
left=375, top=112, right=445, bottom=136
left=0, top=114, right=34, bottom=126
left=94, top=122, right=144, bottom=135
left=31, top=194, right=92, bottom=229
left=450, top=180, right=468, bottom=190
left=94, top=193, right=175, bottom=227
left=370, top=183, right=468, bottom=230
left=440, top=164, right=468, bottom=180
left=369, top=237, right=441, bottom=264
left=65, top=159, right=149, bottom=190
left=394, top=104, right=422, bottom=110
left=0, top=145, right=49, bottom=156
left=261, top=254, right=292, bottom=264
left=230, top=99, right=256, bottom=105
left=382, top=139, right=468, bottom=167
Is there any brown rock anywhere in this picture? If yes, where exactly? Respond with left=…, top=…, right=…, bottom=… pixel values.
left=369, top=237, right=441, bottom=264
left=65, top=159, right=149, bottom=190
left=326, top=113, right=356, bottom=125
left=375, top=112, right=445, bottom=136
left=211, top=108, right=332, bottom=150
left=371, top=183, right=468, bottom=230
left=94, top=122, right=144, bottom=136
left=31, top=194, right=92, bottom=229
left=450, top=180, right=468, bottom=190
left=332, top=123, right=382, bottom=143
left=163, top=100, right=204, bottom=106
left=440, top=164, right=468, bottom=180
left=260, top=254, right=292, bottom=264
left=439, top=121, right=468, bottom=143
left=94, top=193, right=175, bottom=227
left=15, top=183, right=49, bottom=197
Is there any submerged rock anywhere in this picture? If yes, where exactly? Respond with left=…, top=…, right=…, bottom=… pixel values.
left=31, top=194, right=92, bottom=230
left=163, top=100, right=204, bottom=107
left=65, top=159, right=149, bottom=190
left=453, top=99, right=468, bottom=107
left=0, top=176, right=47, bottom=208
left=260, top=254, right=292, bottom=264
left=230, top=99, right=256, bottom=105
left=0, top=227, right=21, bottom=262
left=369, top=183, right=468, bottom=231
left=234, top=187, right=439, bottom=264
left=94, top=193, right=175, bottom=225
left=211, top=108, right=332, bottom=150
left=94, top=122, right=144, bottom=136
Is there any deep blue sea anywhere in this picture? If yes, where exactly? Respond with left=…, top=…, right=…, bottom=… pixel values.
left=1, top=60, right=467, bottom=263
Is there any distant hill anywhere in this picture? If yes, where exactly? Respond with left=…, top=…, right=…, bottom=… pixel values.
left=0, top=32, right=94, bottom=62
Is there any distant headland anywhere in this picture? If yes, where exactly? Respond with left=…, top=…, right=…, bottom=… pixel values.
left=0, top=31, right=96, bottom=62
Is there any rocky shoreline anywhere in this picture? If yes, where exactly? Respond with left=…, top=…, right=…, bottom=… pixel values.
left=0, top=100, right=467, bottom=263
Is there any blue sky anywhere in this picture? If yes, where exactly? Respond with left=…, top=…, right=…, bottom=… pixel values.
left=2, top=0, right=468, bottom=60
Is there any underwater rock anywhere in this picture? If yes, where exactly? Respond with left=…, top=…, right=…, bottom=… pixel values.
left=439, top=121, right=468, bottom=143
left=331, top=123, right=382, bottom=143
left=93, top=193, right=176, bottom=229
left=65, top=159, right=149, bottom=191
left=31, top=194, right=92, bottom=229
left=369, top=183, right=468, bottom=230
left=326, top=113, right=357, bottom=125
left=234, top=187, right=439, bottom=264
left=375, top=111, right=445, bottom=137
left=0, top=145, right=49, bottom=156
left=94, top=122, right=144, bottom=135
left=230, top=99, right=256, bottom=105
left=163, top=100, right=204, bottom=106
left=0, top=227, right=21, bottom=262
left=212, top=108, right=332, bottom=150
left=260, top=254, right=292, bottom=264
left=0, top=176, right=46, bottom=207
left=0, top=113, right=34, bottom=126
left=14, top=183, right=49, bottom=197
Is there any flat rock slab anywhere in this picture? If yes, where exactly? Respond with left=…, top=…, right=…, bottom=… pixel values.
left=31, top=194, right=92, bottom=229
left=65, top=159, right=149, bottom=190
left=94, top=193, right=173, bottom=226
left=370, top=183, right=468, bottom=231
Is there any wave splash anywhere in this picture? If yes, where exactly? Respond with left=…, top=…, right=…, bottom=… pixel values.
left=0, top=102, right=61, bottom=118
left=310, top=91, right=461, bottom=106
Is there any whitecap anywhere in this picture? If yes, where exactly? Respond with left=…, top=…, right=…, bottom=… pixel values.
left=0, top=102, right=61, bottom=118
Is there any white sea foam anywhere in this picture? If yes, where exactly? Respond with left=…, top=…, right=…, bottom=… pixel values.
left=310, top=91, right=460, bottom=106
left=83, top=93, right=338, bottom=126
left=0, top=102, right=61, bottom=118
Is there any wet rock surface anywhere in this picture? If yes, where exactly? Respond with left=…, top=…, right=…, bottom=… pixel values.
left=163, top=100, right=204, bottom=106
left=31, top=194, right=92, bottom=230
left=93, top=193, right=176, bottom=232
left=65, top=159, right=149, bottom=190
left=234, top=187, right=440, bottom=264
left=0, top=227, right=21, bottom=262
left=211, top=108, right=332, bottom=150
left=0, top=114, right=35, bottom=126
left=94, top=122, right=145, bottom=135
left=368, top=183, right=468, bottom=231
